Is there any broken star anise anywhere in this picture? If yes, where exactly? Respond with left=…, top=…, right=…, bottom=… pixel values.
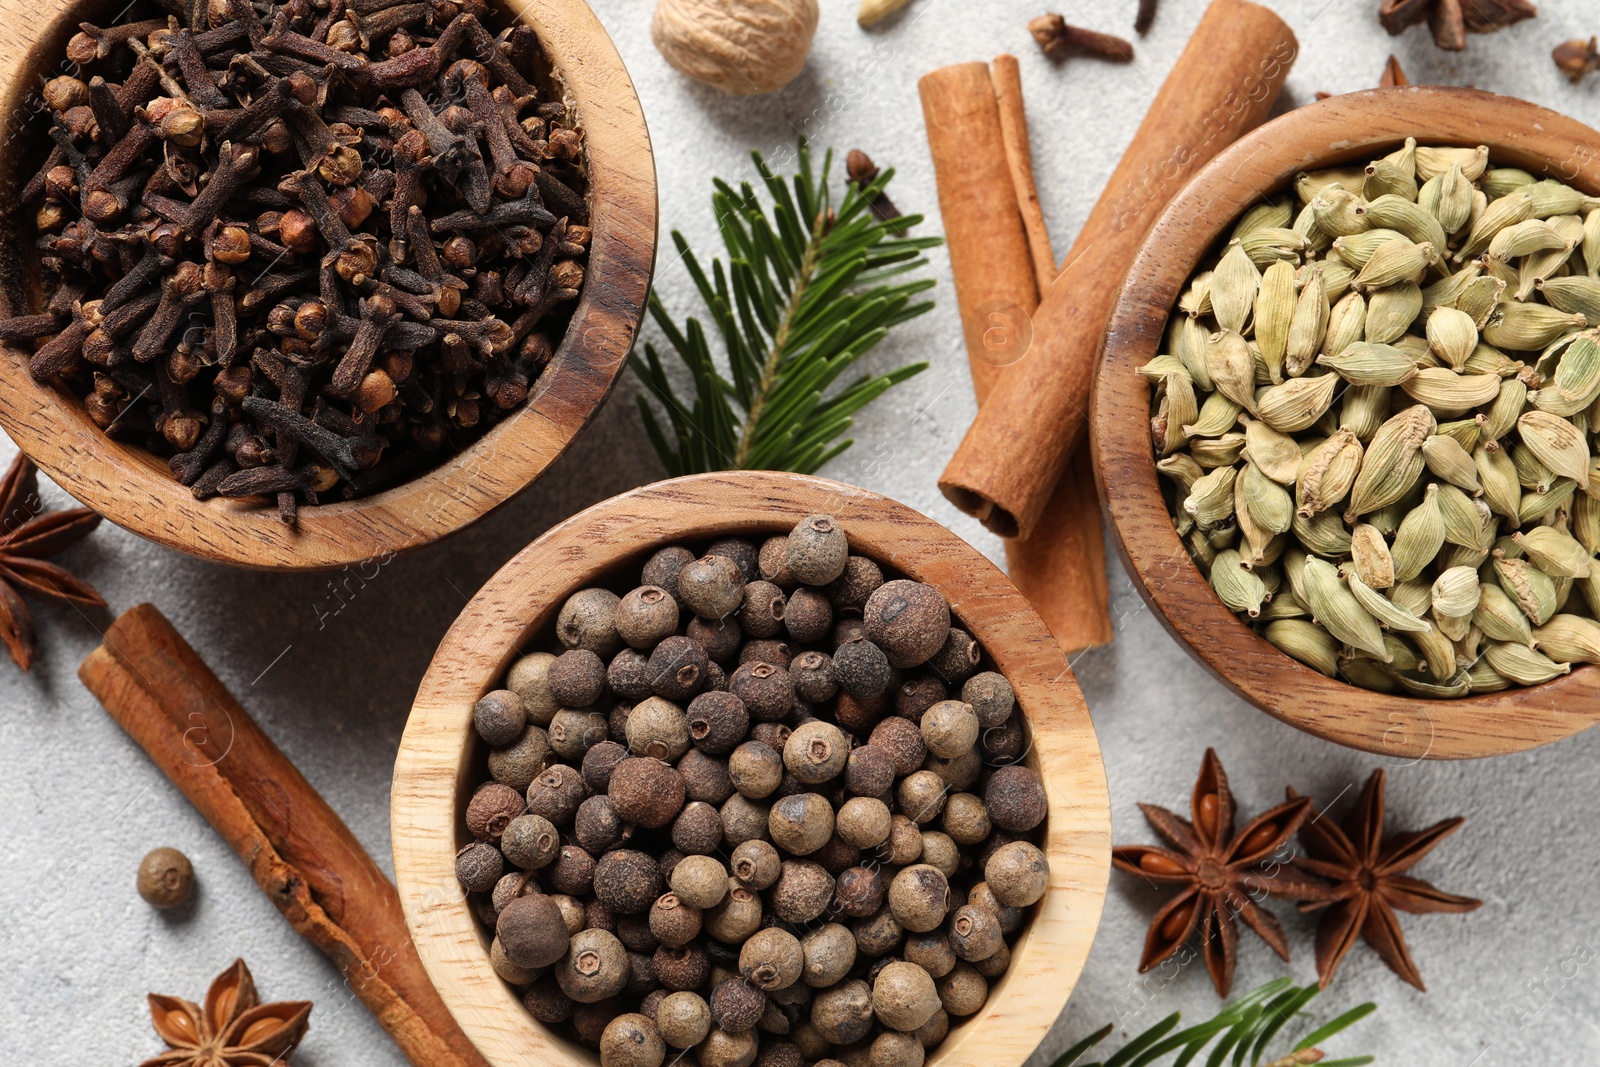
left=1289, top=769, right=1482, bottom=992
left=141, top=958, right=312, bottom=1067
left=0, top=450, right=105, bottom=669
left=1113, top=749, right=1332, bottom=997
left=1378, top=0, right=1537, bottom=52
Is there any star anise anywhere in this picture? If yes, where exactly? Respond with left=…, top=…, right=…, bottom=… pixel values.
left=141, top=958, right=312, bottom=1067
left=1289, top=770, right=1482, bottom=991
left=1378, top=0, right=1537, bottom=52
left=0, top=451, right=105, bottom=669
left=1112, top=749, right=1333, bottom=997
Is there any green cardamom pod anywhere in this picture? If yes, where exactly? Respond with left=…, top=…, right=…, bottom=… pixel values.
left=1239, top=228, right=1309, bottom=269
left=1458, top=189, right=1536, bottom=260
left=1528, top=331, right=1600, bottom=417
left=1310, top=187, right=1371, bottom=237
left=1535, top=276, right=1600, bottom=324
left=1315, top=341, right=1419, bottom=387
left=1481, top=167, right=1536, bottom=199
left=1479, top=378, right=1528, bottom=441
left=1348, top=404, right=1434, bottom=517
left=1512, top=526, right=1593, bottom=578
left=1184, top=464, right=1238, bottom=527
left=1460, top=344, right=1521, bottom=379
left=1260, top=588, right=1310, bottom=621
left=1332, top=228, right=1408, bottom=268
left=1321, top=291, right=1367, bottom=360
left=1255, top=261, right=1297, bottom=383
left=1436, top=417, right=1483, bottom=453
left=1390, top=483, right=1446, bottom=582
left=1390, top=578, right=1434, bottom=618
left=1493, top=550, right=1559, bottom=625
left=1320, top=257, right=1355, bottom=304
left=1398, top=368, right=1502, bottom=416
left=1265, top=619, right=1340, bottom=676
left=1350, top=522, right=1396, bottom=589
left=1354, top=238, right=1439, bottom=291
left=1389, top=667, right=1472, bottom=698
left=1296, top=429, right=1364, bottom=517
left=1211, top=243, right=1262, bottom=335
left=1466, top=658, right=1512, bottom=692
left=1520, top=178, right=1600, bottom=219
left=1416, top=144, right=1489, bottom=183
left=1532, top=614, right=1600, bottom=663
left=1367, top=282, right=1426, bottom=345
left=1255, top=373, right=1340, bottom=433
left=1138, top=355, right=1191, bottom=383
left=1517, top=410, right=1592, bottom=489
left=1573, top=493, right=1600, bottom=553
left=1424, top=307, right=1479, bottom=371
left=1157, top=453, right=1205, bottom=496
left=1232, top=199, right=1294, bottom=241
left=1436, top=164, right=1474, bottom=234
left=1183, top=391, right=1245, bottom=438
left=1515, top=215, right=1583, bottom=300
left=1474, top=443, right=1522, bottom=520
left=1431, top=565, right=1483, bottom=618
left=1510, top=440, right=1556, bottom=492
left=1239, top=415, right=1301, bottom=484
left=1421, top=263, right=1482, bottom=316
left=1292, top=507, right=1354, bottom=558
left=1409, top=622, right=1459, bottom=681
left=1474, top=582, right=1535, bottom=644
left=1241, top=460, right=1294, bottom=536
left=1205, top=329, right=1259, bottom=411
left=1421, top=434, right=1481, bottom=492
left=1364, top=193, right=1447, bottom=256
left=1584, top=207, right=1600, bottom=276
left=1344, top=564, right=1433, bottom=633
left=1456, top=275, right=1508, bottom=328
left=1483, top=641, right=1570, bottom=685
left=1518, top=478, right=1577, bottom=526
left=1437, top=483, right=1497, bottom=551
left=1179, top=270, right=1214, bottom=319
left=1285, top=265, right=1330, bottom=377
left=1171, top=314, right=1213, bottom=389
left=1338, top=384, right=1391, bottom=443
left=1487, top=219, right=1568, bottom=262
left=1189, top=433, right=1247, bottom=468
left=1302, top=556, right=1389, bottom=659
left=1209, top=549, right=1267, bottom=617
left=1364, top=161, right=1418, bottom=204
left=1482, top=302, right=1587, bottom=352
left=1153, top=371, right=1198, bottom=455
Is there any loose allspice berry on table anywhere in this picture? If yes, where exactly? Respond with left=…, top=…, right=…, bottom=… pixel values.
left=136, top=846, right=195, bottom=908
left=455, top=513, right=1052, bottom=1066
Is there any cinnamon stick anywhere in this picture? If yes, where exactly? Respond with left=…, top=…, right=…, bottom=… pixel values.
left=938, top=0, right=1298, bottom=540
left=80, top=603, right=488, bottom=1067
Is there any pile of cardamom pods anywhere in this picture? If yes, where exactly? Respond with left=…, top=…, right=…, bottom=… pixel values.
left=1145, top=140, right=1600, bottom=697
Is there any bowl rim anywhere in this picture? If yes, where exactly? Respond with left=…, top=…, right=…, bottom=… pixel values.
left=1093, top=85, right=1600, bottom=761
left=391, top=470, right=1111, bottom=1067
left=0, top=0, right=657, bottom=571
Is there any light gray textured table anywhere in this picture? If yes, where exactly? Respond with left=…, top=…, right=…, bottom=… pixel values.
left=4, top=1, right=1598, bottom=1063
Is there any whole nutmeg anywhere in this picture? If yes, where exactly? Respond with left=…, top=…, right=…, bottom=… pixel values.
left=729, top=741, right=784, bottom=799
left=789, top=650, right=837, bottom=703
left=136, top=847, right=195, bottom=909
left=768, top=793, right=834, bottom=855
left=809, top=978, right=874, bottom=1045
left=948, top=904, right=1003, bottom=962
left=627, top=696, right=692, bottom=761
left=896, top=770, right=948, bottom=825
left=558, top=928, right=631, bottom=1003
left=833, top=638, right=892, bottom=700
left=618, top=585, right=680, bottom=649
left=650, top=893, right=703, bottom=947
left=869, top=717, right=926, bottom=777
left=642, top=546, right=695, bottom=606
left=771, top=860, right=835, bottom=923
left=863, top=581, right=951, bottom=669
left=739, top=926, right=804, bottom=990
left=678, top=554, right=746, bottom=619
left=919, top=700, right=978, bottom=760
left=648, top=636, right=710, bottom=703
left=936, top=962, right=988, bottom=1017
left=490, top=727, right=553, bottom=792
left=887, top=864, right=950, bottom=932
left=654, top=942, right=710, bottom=991
left=835, top=796, right=892, bottom=849
left=466, top=782, right=526, bottom=841
left=941, top=793, right=991, bottom=846
left=547, top=650, right=608, bottom=708
left=501, top=813, right=561, bottom=870
left=985, top=765, right=1048, bottom=832
left=688, top=691, right=750, bottom=755
left=672, top=801, right=725, bottom=854
left=800, top=922, right=857, bottom=988
left=871, top=1030, right=926, bottom=1067
left=600, top=1013, right=665, bottom=1067
left=903, top=931, right=956, bottom=979
left=670, top=854, right=730, bottom=909
left=986, top=840, right=1050, bottom=907
left=499, top=893, right=570, bottom=968
left=557, top=587, right=624, bottom=657
left=783, top=720, right=848, bottom=784
left=872, top=960, right=940, bottom=1032
left=474, top=689, right=526, bottom=745
left=961, top=671, right=1015, bottom=728
left=594, top=850, right=663, bottom=914
left=526, top=764, right=587, bottom=826
left=785, top=514, right=849, bottom=585
left=730, top=839, right=781, bottom=889
left=525, top=975, right=575, bottom=1024
left=679, top=748, right=735, bottom=805
left=657, top=990, right=712, bottom=1048
left=834, top=865, right=885, bottom=918
left=609, top=758, right=687, bottom=828
left=705, top=880, right=764, bottom=943
left=853, top=908, right=904, bottom=957
left=695, top=1026, right=760, bottom=1067
left=508, top=652, right=561, bottom=726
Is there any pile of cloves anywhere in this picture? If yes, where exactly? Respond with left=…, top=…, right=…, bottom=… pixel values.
left=1, top=0, right=590, bottom=522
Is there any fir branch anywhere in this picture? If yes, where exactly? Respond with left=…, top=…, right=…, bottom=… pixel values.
left=630, top=140, right=941, bottom=476
left=1054, top=979, right=1376, bottom=1067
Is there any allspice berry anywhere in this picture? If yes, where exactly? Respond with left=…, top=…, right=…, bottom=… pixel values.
left=914, top=1009, right=949, bottom=1049
left=926, top=628, right=980, bottom=684
left=526, top=764, right=586, bottom=826
left=740, top=927, right=804, bottom=990
left=594, top=850, right=663, bottom=914
left=642, top=546, right=695, bottom=606
left=719, top=794, right=772, bottom=847
left=557, top=587, right=624, bottom=657
left=525, top=975, right=575, bottom=1024
left=508, top=651, right=560, bottom=726
left=574, top=796, right=631, bottom=855
left=986, top=841, right=1049, bottom=907
left=941, top=793, right=991, bottom=846
left=648, top=637, right=710, bottom=703
left=896, top=770, right=948, bottom=825
left=499, top=893, right=570, bottom=968
left=739, top=580, right=788, bottom=639
left=967, top=881, right=1024, bottom=935
left=784, top=587, right=833, bottom=644
left=902, top=931, right=956, bottom=978
left=973, top=941, right=1011, bottom=978
left=758, top=535, right=796, bottom=586
left=574, top=1000, right=625, bottom=1048
left=758, top=1040, right=804, bottom=1067
left=705, top=882, right=764, bottom=943
left=730, top=839, right=781, bottom=889
left=657, top=990, right=713, bottom=1048
left=549, top=708, right=610, bottom=762
left=786, top=514, right=849, bottom=586
left=863, top=581, right=951, bottom=669
left=552, top=893, right=589, bottom=935
left=884, top=814, right=924, bottom=866
left=835, top=796, right=892, bottom=849
left=547, top=650, right=608, bottom=708
left=868, top=717, right=926, bottom=777
left=708, top=538, right=760, bottom=583
left=985, top=765, right=1047, bottom=832
left=853, top=908, right=904, bottom=957
left=887, top=864, right=950, bottom=932
left=649, top=893, right=703, bottom=948
left=845, top=745, right=896, bottom=797
left=136, top=847, right=195, bottom=909
left=558, top=928, right=631, bottom=1003
left=583, top=740, right=631, bottom=794
left=627, top=696, right=692, bottom=761
left=918, top=832, right=960, bottom=878
left=600, top=1013, right=665, bottom=1067
left=729, top=661, right=794, bottom=721
left=826, top=555, right=884, bottom=614
left=618, top=585, right=680, bottom=649
left=771, top=860, right=835, bottom=923
left=961, top=671, right=1015, bottom=728
left=926, top=749, right=982, bottom=793
left=678, top=554, right=746, bottom=619
left=654, top=942, right=710, bottom=991
left=475, top=689, right=527, bottom=745
left=466, top=781, right=527, bottom=841
left=895, top=675, right=947, bottom=721
left=609, top=649, right=654, bottom=700
left=689, top=616, right=743, bottom=663
left=672, top=801, right=725, bottom=854
left=768, top=793, right=834, bottom=855
left=800, top=922, right=857, bottom=987
left=833, top=638, right=891, bottom=700
left=809, top=978, right=874, bottom=1045
left=490, top=936, right=537, bottom=985
left=948, top=904, right=1002, bottom=962
left=919, top=700, right=978, bottom=759
left=739, top=639, right=792, bottom=669
left=711, top=979, right=767, bottom=1034
left=872, top=961, right=940, bottom=1032
left=679, top=748, right=735, bottom=805
left=609, top=758, right=686, bottom=828
left=547, top=844, right=598, bottom=896
left=870, top=1029, right=926, bottom=1067
left=696, top=1027, right=759, bottom=1067
left=490, top=726, right=553, bottom=792
left=834, top=865, right=885, bottom=918
left=670, top=854, right=729, bottom=910
left=789, top=650, right=837, bottom=703
left=936, top=962, right=988, bottom=1017
left=729, top=740, right=785, bottom=798
left=980, top=715, right=1027, bottom=764
left=501, top=813, right=561, bottom=870
left=783, top=720, right=848, bottom=784
left=687, top=691, right=750, bottom=755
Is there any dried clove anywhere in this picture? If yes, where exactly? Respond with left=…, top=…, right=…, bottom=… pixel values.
left=1028, top=13, right=1135, bottom=61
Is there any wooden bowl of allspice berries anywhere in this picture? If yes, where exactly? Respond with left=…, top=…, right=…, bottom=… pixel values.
left=0, top=0, right=655, bottom=569
left=1094, top=86, right=1600, bottom=760
left=392, top=470, right=1110, bottom=1067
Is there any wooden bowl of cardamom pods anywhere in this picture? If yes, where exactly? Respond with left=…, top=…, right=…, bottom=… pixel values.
left=1093, top=86, right=1600, bottom=760
left=392, top=471, right=1111, bottom=1067
left=0, top=0, right=655, bottom=570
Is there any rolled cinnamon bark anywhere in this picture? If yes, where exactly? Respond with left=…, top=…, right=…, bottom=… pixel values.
left=938, top=0, right=1298, bottom=540
left=81, top=603, right=488, bottom=1067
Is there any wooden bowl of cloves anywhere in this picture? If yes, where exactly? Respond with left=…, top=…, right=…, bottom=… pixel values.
left=0, top=0, right=655, bottom=569
left=1094, top=86, right=1600, bottom=760
left=391, top=470, right=1111, bottom=1067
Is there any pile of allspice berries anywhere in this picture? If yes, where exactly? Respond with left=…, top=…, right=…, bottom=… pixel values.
left=458, top=513, right=1050, bottom=1067
left=1149, top=140, right=1600, bottom=696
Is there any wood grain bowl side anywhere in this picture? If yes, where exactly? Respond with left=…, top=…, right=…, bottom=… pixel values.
left=0, top=0, right=656, bottom=570
left=392, top=471, right=1111, bottom=1067
left=1093, top=86, right=1600, bottom=761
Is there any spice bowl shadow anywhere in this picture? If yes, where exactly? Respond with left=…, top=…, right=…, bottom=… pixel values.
left=391, top=470, right=1111, bottom=1067
left=0, top=0, right=656, bottom=570
left=1093, top=86, right=1600, bottom=760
